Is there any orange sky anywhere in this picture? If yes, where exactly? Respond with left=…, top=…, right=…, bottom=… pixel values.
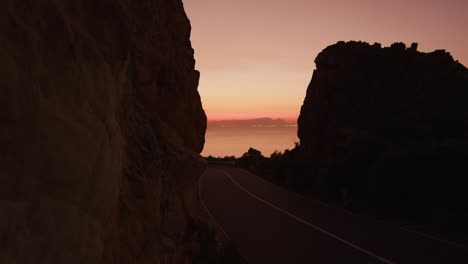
left=184, top=0, right=468, bottom=122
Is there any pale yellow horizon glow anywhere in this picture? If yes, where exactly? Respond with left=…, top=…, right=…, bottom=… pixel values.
left=184, top=0, right=468, bottom=122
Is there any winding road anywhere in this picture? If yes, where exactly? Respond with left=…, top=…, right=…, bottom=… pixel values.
left=199, top=166, right=468, bottom=264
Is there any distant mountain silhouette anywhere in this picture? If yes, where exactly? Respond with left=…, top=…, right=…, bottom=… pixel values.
left=208, top=117, right=295, bottom=127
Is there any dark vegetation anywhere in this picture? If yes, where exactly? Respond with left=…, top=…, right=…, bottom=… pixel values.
left=205, top=145, right=310, bottom=191
left=206, top=155, right=237, bottom=163
left=207, top=142, right=468, bottom=243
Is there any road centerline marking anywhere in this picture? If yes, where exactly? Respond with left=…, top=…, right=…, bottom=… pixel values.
left=222, top=170, right=395, bottom=264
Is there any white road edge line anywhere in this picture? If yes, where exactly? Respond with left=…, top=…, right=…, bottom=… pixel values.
left=223, top=170, right=395, bottom=264
left=241, top=169, right=467, bottom=249
left=198, top=174, right=231, bottom=240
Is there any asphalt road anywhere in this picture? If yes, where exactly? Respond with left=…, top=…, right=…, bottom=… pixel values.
left=199, top=166, right=468, bottom=264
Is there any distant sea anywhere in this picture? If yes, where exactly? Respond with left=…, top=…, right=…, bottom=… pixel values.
left=202, top=119, right=299, bottom=157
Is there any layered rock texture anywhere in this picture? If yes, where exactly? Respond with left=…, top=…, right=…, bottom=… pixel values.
left=0, top=1, right=214, bottom=263
left=298, top=41, right=468, bottom=210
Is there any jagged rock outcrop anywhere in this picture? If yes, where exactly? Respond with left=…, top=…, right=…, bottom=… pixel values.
left=0, top=1, right=213, bottom=263
left=298, top=41, right=468, bottom=209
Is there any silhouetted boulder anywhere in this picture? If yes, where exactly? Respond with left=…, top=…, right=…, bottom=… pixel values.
left=243, top=147, right=263, bottom=158
left=409, top=42, right=419, bottom=52
left=298, top=41, right=468, bottom=211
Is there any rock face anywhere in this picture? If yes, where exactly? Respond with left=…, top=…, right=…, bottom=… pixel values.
left=1, top=1, right=209, bottom=263
left=298, top=41, right=468, bottom=209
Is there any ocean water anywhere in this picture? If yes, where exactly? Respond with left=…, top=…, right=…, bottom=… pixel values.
left=202, top=125, right=299, bottom=158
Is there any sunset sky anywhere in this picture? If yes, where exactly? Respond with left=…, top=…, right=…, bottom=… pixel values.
left=184, top=0, right=468, bottom=122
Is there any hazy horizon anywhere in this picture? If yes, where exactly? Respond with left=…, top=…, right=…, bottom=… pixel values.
left=207, top=117, right=297, bottom=124
left=202, top=125, right=298, bottom=157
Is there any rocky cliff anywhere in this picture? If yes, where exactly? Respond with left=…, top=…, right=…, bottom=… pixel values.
left=0, top=1, right=215, bottom=263
left=298, top=41, right=468, bottom=210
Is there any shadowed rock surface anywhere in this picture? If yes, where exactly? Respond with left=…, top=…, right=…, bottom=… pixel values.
left=298, top=41, right=468, bottom=214
left=0, top=1, right=233, bottom=263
